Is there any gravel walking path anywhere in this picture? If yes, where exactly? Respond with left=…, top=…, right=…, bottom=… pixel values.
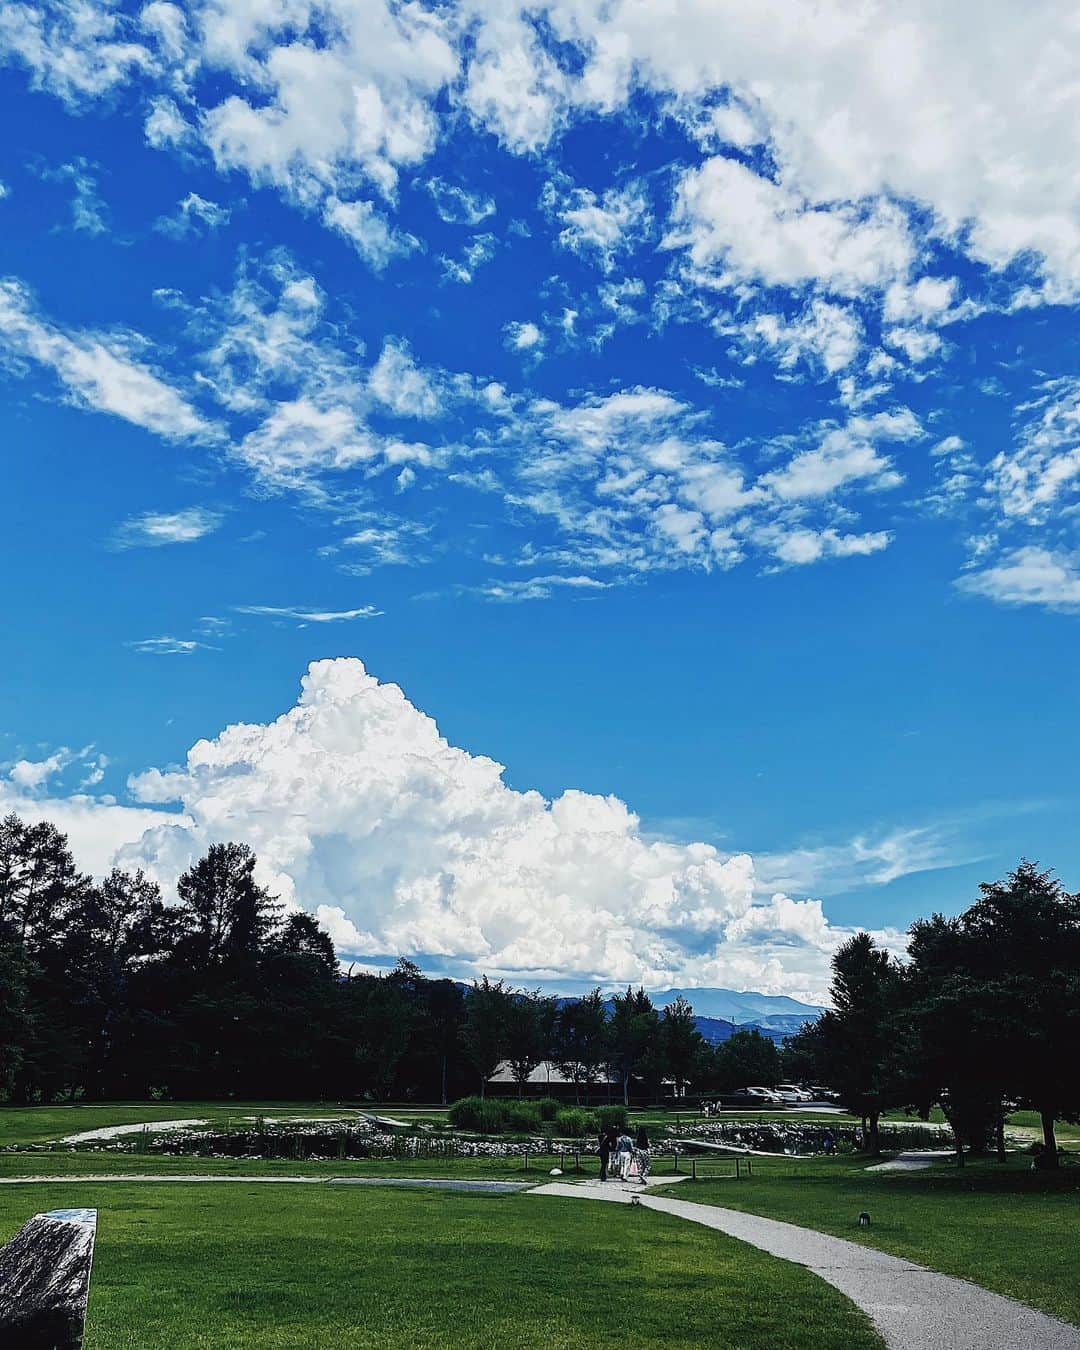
left=0, top=1175, right=530, bottom=1193
left=865, top=1150, right=952, bottom=1172
left=529, top=1179, right=1080, bottom=1350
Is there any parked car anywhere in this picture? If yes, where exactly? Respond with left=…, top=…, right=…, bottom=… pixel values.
left=729, top=1086, right=784, bottom=1105
left=775, top=1083, right=813, bottom=1103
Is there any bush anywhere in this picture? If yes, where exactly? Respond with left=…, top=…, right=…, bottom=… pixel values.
left=555, top=1107, right=597, bottom=1138
left=448, top=1096, right=508, bottom=1134
left=535, top=1097, right=561, bottom=1122
left=503, top=1102, right=542, bottom=1133
left=596, top=1105, right=629, bottom=1132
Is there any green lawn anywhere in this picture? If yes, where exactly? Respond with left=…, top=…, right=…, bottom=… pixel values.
left=0, top=1183, right=880, bottom=1349
left=677, top=1154, right=1080, bottom=1327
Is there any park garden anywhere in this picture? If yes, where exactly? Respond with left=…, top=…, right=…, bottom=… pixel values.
left=1, top=813, right=1078, bottom=1345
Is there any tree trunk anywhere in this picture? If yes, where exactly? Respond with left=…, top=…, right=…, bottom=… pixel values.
left=440, top=1054, right=447, bottom=1107
left=867, top=1111, right=880, bottom=1156
left=995, top=1114, right=1007, bottom=1163
left=479, top=1072, right=486, bottom=1101
left=1040, top=1108, right=1059, bottom=1167
left=623, top=1072, right=629, bottom=1107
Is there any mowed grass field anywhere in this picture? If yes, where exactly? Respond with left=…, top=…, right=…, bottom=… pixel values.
left=0, top=1183, right=881, bottom=1350
left=681, top=1155, right=1080, bottom=1328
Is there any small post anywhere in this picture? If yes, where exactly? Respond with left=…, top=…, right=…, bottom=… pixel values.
left=748, top=1159, right=753, bottom=1177
left=691, top=1157, right=697, bottom=1181
left=560, top=1150, right=565, bottom=1172
left=574, top=1151, right=581, bottom=1174
left=736, top=1157, right=741, bottom=1179
left=673, top=1151, right=680, bottom=1174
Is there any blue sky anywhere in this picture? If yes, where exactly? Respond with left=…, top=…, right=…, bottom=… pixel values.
left=1, top=1, right=1078, bottom=1000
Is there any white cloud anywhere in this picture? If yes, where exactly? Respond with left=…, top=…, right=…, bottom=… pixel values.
left=235, top=605, right=382, bottom=623
left=426, top=177, right=495, bottom=225
left=8, top=3, right=1080, bottom=299
left=0, top=278, right=216, bottom=441
left=439, top=232, right=496, bottom=284
left=471, top=574, right=612, bottom=603
left=322, top=197, right=418, bottom=270
left=764, top=527, right=892, bottom=567
left=983, top=378, right=1080, bottom=523
left=39, top=157, right=108, bottom=234
left=126, top=636, right=209, bottom=654
left=884, top=326, right=942, bottom=363
left=737, top=300, right=864, bottom=375
left=154, top=192, right=231, bottom=239
left=759, top=410, right=918, bottom=502
left=0, top=779, right=180, bottom=879
left=98, top=656, right=892, bottom=997
left=112, top=507, right=223, bottom=549
left=550, top=180, right=651, bottom=273
left=8, top=749, right=73, bottom=791
left=143, top=95, right=194, bottom=150
left=368, top=339, right=443, bottom=418
left=0, top=0, right=152, bottom=103
left=955, top=546, right=1080, bottom=613
left=668, top=155, right=915, bottom=298
left=504, top=320, right=544, bottom=352
left=755, top=825, right=964, bottom=897
left=199, top=1, right=457, bottom=200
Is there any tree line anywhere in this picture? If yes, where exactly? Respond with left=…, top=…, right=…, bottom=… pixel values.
left=3, top=814, right=1077, bottom=1165
left=787, top=861, right=1080, bottom=1167
left=0, top=814, right=774, bottom=1105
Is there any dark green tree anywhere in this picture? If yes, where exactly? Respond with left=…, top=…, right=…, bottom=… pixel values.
left=553, top=990, right=608, bottom=1104
left=461, top=976, right=511, bottom=1098
left=816, top=932, right=906, bottom=1154
left=710, top=1027, right=782, bottom=1091
left=658, top=995, right=706, bottom=1097
left=607, top=987, right=659, bottom=1105
left=503, top=989, right=555, bottom=1097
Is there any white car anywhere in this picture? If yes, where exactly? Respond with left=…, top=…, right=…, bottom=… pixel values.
left=744, top=1086, right=784, bottom=1104
left=775, top=1083, right=813, bottom=1103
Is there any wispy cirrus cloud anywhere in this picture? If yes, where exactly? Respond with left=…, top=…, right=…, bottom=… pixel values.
left=111, top=507, right=223, bottom=549
left=126, top=636, right=212, bottom=655
left=0, top=278, right=217, bottom=442
left=235, top=604, right=382, bottom=623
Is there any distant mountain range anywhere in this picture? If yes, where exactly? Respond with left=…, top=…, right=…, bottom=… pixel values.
left=643, top=987, right=825, bottom=1024
left=641, top=987, right=824, bottom=1046
left=459, top=981, right=823, bottom=1047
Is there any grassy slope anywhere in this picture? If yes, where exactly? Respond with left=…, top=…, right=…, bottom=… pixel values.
left=677, top=1156, right=1080, bottom=1327
left=0, top=1184, right=880, bottom=1350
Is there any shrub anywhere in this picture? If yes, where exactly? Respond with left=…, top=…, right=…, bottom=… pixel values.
left=555, top=1107, right=597, bottom=1138
left=535, top=1097, right=561, bottom=1122
left=448, top=1096, right=508, bottom=1134
left=596, top=1105, right=629, bottom=1132
left=503, top=1102, right=542, bottom=1133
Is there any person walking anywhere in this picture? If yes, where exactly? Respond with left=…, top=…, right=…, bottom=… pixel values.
left=615, top=1128, right=634, bottom=1180
left=633, top=1124, right=651, bottom=1184
left=598, top=1126, right=613, bottom=1182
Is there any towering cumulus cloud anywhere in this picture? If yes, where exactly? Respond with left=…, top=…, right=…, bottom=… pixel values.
left=114, top=658, right=887, bottom=1000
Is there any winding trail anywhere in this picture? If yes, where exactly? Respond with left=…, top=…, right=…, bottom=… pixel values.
left=529, top=1178, right=1080, bottom=1350
left=0, top=1175, right=530, bottom=1193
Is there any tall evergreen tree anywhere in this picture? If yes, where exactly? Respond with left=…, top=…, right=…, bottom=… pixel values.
left=816, top=932, right=906, bottom=1154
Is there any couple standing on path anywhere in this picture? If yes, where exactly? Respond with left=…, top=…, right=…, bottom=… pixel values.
left=598, top=1125, right=650, bottom=1183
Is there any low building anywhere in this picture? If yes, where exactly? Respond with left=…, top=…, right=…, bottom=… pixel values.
left=486, top=1059, right=620, bottom=1099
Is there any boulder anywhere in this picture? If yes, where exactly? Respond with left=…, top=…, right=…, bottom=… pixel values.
left=0, top=1208, right=97, bottom=1349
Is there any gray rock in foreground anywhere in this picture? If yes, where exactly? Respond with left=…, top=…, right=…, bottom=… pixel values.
left=0, top=1208, right=97, bottom=1348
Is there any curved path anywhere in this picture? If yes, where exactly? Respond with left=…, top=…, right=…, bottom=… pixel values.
left=529, top=1179, right=1080, bottom=1350
left=0, top=1175, right=529, bottom=1193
